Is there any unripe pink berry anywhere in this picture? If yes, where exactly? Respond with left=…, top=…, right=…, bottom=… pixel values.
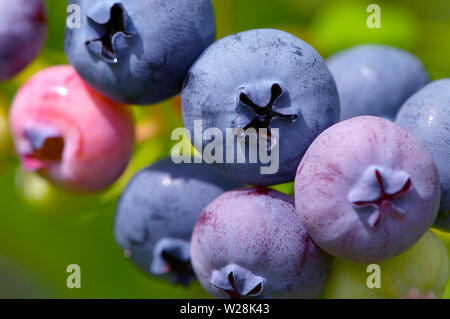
left=10, top=66, right=135, bottom=192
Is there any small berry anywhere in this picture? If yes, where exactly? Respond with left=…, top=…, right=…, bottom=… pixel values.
left=396, top=79, right=450, bottom=231
left=114, top=158, right=241, bottom=285
left=10, top=66, right=135, bottom=192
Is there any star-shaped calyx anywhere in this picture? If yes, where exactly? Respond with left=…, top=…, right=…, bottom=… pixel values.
left=348, top=166, right=414, bottom=228
left=238, top=83, right=298, bottom=138
left=151, top=238, right=194, bottom=286
left=210, top=264, right=265, bottom=299
left=85, top=3, right=134, bottom=63
left=18, top=125, right=65, bottom=171
left=127, top=230, right=194, bottom=286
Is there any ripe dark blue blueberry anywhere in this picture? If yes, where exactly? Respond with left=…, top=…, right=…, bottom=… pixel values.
left=190, top=188, right=332, bottom=298
left=396, top=79, right=450, bottom=231
left=182, top=29, right=340, bottom=186
left=327, top=44, right=429, bottom=120
left=65, top=0, right=216, bottom=105
left=0, top=0, right=47, bottom=81
left=114, top=158, right=241, bottom=285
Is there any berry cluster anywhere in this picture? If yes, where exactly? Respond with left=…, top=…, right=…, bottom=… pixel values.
left=2, top=1, right=449, bottom=299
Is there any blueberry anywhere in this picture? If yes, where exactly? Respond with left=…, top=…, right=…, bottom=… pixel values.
left=0, top=0, right=47, bottom=82
left=65, top=0, right=216, bottom=105
left=327, top=44, right=429, bottom=120
left=182, top=29, right=340, bottom=186
left=190, top=187, right=332, bottom=298
left=114, top=158, right=241, bottom=285
left=395, top=79, right=450, bottom=231
left=295, top=116, right=440, bottom=263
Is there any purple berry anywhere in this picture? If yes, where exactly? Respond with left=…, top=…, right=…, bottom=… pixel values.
left=190, top=187, right=332, bottom=298
left=327, top=45, right=429, bottom=120
left=396, top=79, right=450, bottom=231
left=114, top=158, right=241, bottom=285
left=0, top=0, right=47, bottom=81
left=295, top=116, right=440, bottom=263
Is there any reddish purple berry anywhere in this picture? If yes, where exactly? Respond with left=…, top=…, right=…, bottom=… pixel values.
left=191, top=187, right=332, bottom=299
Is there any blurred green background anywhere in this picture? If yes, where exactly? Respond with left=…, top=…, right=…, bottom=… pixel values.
left=0, top=0, right=449, bottom=298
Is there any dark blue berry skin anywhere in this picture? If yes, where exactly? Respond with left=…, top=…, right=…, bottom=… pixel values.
left=114, top=158, right=241, bottom=285
left=327, top=44, right=429, bottom=121
left=0, top=0, right=47, bottom=82
left=396, top=79, right=450, bottom=231
left=182, top=29, right=340, bottom=186
left=65, top=0, right=215, bottom=105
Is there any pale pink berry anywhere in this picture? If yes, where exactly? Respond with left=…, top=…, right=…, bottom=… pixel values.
left=10, top=66, right=135, bottom=192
